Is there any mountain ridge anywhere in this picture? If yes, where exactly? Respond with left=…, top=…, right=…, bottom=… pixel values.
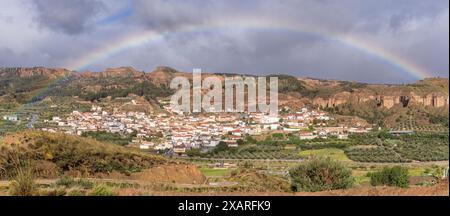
left=1, top=66, right=448, bottom=85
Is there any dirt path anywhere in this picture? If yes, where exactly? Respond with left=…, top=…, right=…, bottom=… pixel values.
left=148, top=180, right=449, bottom=196
left=0, top=178, right=237, bottom=188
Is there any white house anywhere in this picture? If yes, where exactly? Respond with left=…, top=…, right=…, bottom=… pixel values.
left=263, top=123, right=279, bottom=130
left=299, top=131, right=317, bottom=140
left=261, top=116, right=280, bottom=124
left=283, top=127, right=300, bottom=132
left=337, top=134, right=349, bottom=140
left=223, top=140, right=239, bottom=148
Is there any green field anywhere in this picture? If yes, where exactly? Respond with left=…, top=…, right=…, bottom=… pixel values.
left=299, top=148, right=352, bottom=162
left=354, top=175, right=371, bottom=185
left=351, top=166, right=444, bottom=186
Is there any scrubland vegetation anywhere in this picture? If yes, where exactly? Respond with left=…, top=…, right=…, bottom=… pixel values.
left=0, top=131, right=168, bottom=179
left=289, top=158, right=354, bottom=192
left=369, top=166, right=409, bottom=188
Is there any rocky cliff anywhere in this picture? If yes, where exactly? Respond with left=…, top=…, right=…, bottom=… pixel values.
left=0, top=67, right=71, bottom=79
left=312, top=91, right=449, bottom=109
left=306, top=78, right=449, bottom=109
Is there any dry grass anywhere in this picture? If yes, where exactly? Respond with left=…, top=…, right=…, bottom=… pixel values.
left=7, top=154, right=36, bottom=196
left=0, top=130, right=170, bottom=177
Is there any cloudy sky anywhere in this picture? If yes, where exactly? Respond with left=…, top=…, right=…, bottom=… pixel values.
left=0, top=0, right=448, bottom=83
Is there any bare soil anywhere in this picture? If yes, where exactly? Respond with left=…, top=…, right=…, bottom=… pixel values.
left=139, top=180, right=449, bottom=196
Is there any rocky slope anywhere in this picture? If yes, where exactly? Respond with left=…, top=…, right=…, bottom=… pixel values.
left=0, top=67, right=71, bottom=79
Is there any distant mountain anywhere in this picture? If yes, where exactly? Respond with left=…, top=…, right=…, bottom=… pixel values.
left=0, top=67, right=72, bottom=103
left=0, top=66, right=448, bottom=127
left=0, top=67, right=71, bottom=78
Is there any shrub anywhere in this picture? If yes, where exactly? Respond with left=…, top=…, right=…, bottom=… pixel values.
left=68, top=189, right=85, bottom=196
left=55, top=176, right=75, bottom=188
left=186, top=148, right=203, bottom=157
left=1, top=131, right=168, bottom=177
left=8, top=161, right=36, bottom=196
left=54, top=176, right=94, bottom=189
left=272, top=133, right=285, bottom=140
left=76, top=179, right=94, bottom=189
left=289, top=158, right=354, bottom=192
left=369, top=166, right=409, bottom=188
left=81, top=131, right=133, bottom=146
left=88, top=185, right=117, bottom=196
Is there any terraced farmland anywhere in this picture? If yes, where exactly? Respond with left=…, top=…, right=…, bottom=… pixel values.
left=345, top=147, right=411, bottom=163
left=396, top=136, right=449, bottom=161
left=345, top=133, right=449, bottom=163
left=391, top=119, right=448, bottom=133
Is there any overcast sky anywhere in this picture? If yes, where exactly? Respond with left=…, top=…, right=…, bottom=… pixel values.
left=0, top=0, right=448, bottom=83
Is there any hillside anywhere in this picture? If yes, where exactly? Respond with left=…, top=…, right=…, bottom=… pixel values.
left=0, top=66, right=448, bottom=127
left=0, top=67, right=72, bottom=103
left=0, top=131, right=205, bottom=184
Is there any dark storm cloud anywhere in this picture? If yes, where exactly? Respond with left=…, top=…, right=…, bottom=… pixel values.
left=126, top=0, right=267, bottom=31
left=29, top=0, right=104, bottom=35
left=0, top=0, right=448, bottom=83
left=128, top=0, right=209, bottom=31
left=124, top=0, right=448, bottom=33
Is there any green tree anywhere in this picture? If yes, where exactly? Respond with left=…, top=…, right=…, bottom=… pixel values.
left=212, top=142, right=229, bottom=153
left=289, top=158, right=354, bottom=192
left=186, top=148, right=203, bottom=157
left=369, top=166, right=409, bottom=188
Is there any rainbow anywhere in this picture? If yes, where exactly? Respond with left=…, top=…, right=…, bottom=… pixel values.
left=67, top=16, right=433, bottom=79
left=0, top=16, right=433, bottom=129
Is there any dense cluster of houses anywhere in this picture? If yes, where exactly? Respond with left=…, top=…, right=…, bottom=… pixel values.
left=41, top=104, right=371, bottom=156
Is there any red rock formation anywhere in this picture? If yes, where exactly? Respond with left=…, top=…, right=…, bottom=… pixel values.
left=0, top=67, right=70, bottom=79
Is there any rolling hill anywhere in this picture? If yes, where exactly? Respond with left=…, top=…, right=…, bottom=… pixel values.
left=0, top=130, right=205, bottom=184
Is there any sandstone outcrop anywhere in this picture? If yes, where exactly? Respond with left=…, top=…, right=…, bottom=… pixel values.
left=0, top=67, right=70, bottom=79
